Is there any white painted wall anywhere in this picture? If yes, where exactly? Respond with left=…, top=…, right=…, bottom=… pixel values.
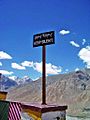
left=42, top=111, right=66, bottom=120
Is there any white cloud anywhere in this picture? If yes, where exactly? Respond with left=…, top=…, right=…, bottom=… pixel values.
left=78, top=46, right=90, bottom=68
left=70, top=41, right=80, bottom=47
left=87, top=63, right=90, bottom=68
left=0, top=62, right=2, bottom=66
left=59, top=30, right=70, bottom=35
left=75, top=68, right=79, bottom=71
left=33, top=77, right=40, bottom=81
left=82, top=39, right=86, bottom=45
left=21, top=61, right=33, bottom=67
left=33, top=62, right=42, bottom=73
left=0, top=70, right=13, bottom=75
left=0, top=51, right=12, bottom=59
left=21, top=60, right=62, bottom=75
left=33, top=62, right=62, bottom=75
left=11, top=63, right=26, bottom=70
left=65, top=69, right=69, bottom=72
left=8, top=76, right=17, bottom=80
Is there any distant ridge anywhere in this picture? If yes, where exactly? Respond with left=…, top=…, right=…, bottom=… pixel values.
left=0, top=75, right=32, bottom=90
left=7, top=68, right=90, bottom=117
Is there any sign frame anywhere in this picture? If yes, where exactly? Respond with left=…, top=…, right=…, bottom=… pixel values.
left=33, top=31, right=55, bottom=47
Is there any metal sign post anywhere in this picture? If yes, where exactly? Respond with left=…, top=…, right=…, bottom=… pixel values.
left=42, top=45, right=46, bottom=104
left=33, top=31, right=55, bottom=105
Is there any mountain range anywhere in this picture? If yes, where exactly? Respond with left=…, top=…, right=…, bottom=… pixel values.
left=0, top=75, right=32, bottom=90
left=5, top=68, right=90, bottom=118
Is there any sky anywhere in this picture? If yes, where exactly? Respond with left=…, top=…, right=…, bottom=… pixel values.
left=0, top=0, right=90, bottom=80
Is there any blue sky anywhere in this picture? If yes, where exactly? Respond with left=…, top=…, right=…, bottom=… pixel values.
left=0, top=0, right=90, bottom=80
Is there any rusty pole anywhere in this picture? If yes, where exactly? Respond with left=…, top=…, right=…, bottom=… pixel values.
left=42, top=45, right=46, bottom=105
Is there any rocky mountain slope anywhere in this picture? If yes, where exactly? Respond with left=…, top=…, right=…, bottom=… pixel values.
left=7, top=69, right=90, bottom=118
left=0, top=75, right=32, bottom=90
left=0, top=75, right=18, bottom=90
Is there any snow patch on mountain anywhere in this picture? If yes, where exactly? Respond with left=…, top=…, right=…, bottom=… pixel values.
left=0, top=75, right=32, bottom=90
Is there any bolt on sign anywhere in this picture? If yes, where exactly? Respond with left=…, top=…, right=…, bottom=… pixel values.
left=33, top=31, right=55, bottom=47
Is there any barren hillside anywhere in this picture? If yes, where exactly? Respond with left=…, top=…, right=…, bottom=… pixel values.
left=7, top=69, right=90, bottom=117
